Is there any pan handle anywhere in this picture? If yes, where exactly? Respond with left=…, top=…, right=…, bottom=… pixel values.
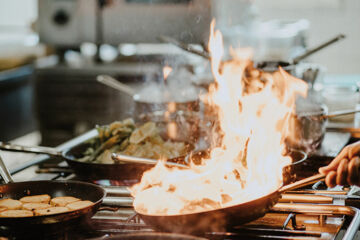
left=0, top=155, right=14, bottom=183
left=111, top=153, right=190, bottom=169
left=322, top=109, right=360, bottom=119
left=279, top=173, right=325, bottom=193
left=0, top=142, right=62, bottom=157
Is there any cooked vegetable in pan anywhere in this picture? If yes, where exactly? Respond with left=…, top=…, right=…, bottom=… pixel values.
left=77, top=119, right=187, bottom=164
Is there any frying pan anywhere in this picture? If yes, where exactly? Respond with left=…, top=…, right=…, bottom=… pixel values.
left=136, top=173, right=325, bottom=235
left=0, top=141, right=188, bottom=180
left=0, top=155, right=106, bottom=238
left=0, top=142, right=307, bottom=183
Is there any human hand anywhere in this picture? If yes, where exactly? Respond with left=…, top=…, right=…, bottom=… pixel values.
left=319, top=141, right=360, bottom=187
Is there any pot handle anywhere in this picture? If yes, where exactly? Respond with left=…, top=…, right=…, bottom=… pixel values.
left=0, top=155, right=14, bottom=183
left=0, top=142, right=62, bottom=157
left=97, top=75, right=135, bottom=97
left=279, top=173, right=325, bottom=193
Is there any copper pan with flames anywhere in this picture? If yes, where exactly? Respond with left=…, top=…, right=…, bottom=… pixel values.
left=137, top=173, right=324, bottom=235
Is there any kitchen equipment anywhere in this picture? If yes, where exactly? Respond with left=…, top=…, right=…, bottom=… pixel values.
left=106, top=232, right=207, bottom=240
left=292, top=34, right=345, bottom=64
left=322, top=85, right=359, bottom=123
left=37, top=0, right=211, bottom=47
left=136, top=173, right=325, bottom=234
left=0, top=155, right=106, bottom=236
left=4, top=126, right=359, bottom=239
left=157, top=36, right=211, bottom=60
left=35, top=0, right=215, bottom=146
left=111, top=153, right=189, bottom=169
left=0, top=141, right=306, bottom=183
left=255, top=34, right=345, bottom=74
left=97, top=75, right=200, bottom=116
left=0, top=140, right=192, bottom=180
left=0, top=66, right=36, bottom=141
left=161, top=34, right=344, bottom=66
left=113, top=149, right=307, bottom=185
left=137, top=110, right=203, bottom=143
left=301, top=109, right=360, bottom=120
left=288, top=98, right=360, bottom=155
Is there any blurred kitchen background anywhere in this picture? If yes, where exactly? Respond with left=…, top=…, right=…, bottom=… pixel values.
left=1, top=0, right=360, bottom=168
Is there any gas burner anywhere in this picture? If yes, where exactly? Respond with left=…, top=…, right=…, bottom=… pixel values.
left=92, top=179, right=139, bottom=187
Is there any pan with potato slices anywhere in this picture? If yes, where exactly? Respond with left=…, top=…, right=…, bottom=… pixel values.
left=0, top=194, right=94, bottom=217
left=0, top=180, right=105, bottom=235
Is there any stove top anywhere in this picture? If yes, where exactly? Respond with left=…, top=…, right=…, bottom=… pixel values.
left=3, top=130, right=360, bottom=240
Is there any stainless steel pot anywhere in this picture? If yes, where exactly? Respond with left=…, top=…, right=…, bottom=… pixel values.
left=97, top=75, right=200, bottom=119
left=287, top=104, right=328, bottom=155
left=287, top=102, right=360, bottom=155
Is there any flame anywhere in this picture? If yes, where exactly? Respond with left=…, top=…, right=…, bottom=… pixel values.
left=131, top=20, right=308, bottom=215
left=163, top=66, right=173, bottom=82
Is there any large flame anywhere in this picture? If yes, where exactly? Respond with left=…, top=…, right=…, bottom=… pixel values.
left=130, top=20, right=308, bottom=215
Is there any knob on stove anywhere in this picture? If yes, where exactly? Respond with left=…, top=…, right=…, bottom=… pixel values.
left=53, top=9, right=70, bottom=26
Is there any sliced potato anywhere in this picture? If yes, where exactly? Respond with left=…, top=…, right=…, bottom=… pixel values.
left=22, top=203, right=51, bottom=211
left=20, top=194, right=51, bottom=204
left=0, top=210, right=33, bottom=217
left=0, top=199, right=22, bottom=210
left=50, top=196, right=80, bottom=207
left=66, top=200, right=93, bottom=210
left=34, top=207, right=69, bottom=216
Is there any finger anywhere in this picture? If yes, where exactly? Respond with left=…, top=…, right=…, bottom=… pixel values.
left=348, top=142, right=360, bottom=159
left=319, top=147, right=349, bottom=174
left=325, top=171, right=337, bottom=188
left=336, top=158, right=349, bottom=186
left=349, top=156, right=360, bottom=186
